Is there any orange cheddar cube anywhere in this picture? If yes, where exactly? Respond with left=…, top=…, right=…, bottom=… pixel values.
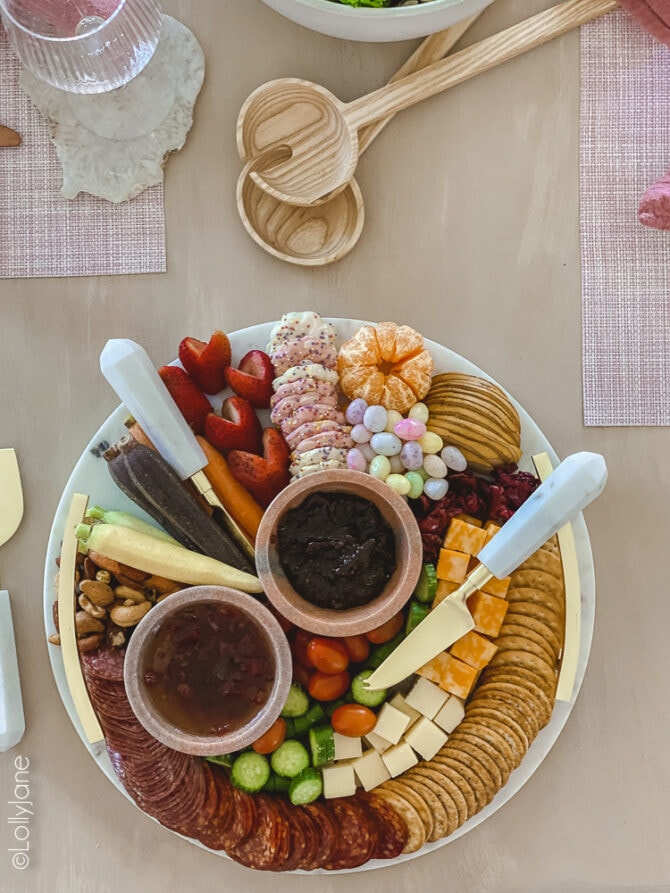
left=467, top=591, right=509, bottom=637
left=454, top=514, right=483, bottom=528
left=480, top=574, right=511, bottom=598
left=436, top=549, right=470, bottom=584
left=417, top=652, right=479, bottom=699
left=449, top=630, right=498, bottom=669
left=432, top=579, right=459, bottom=607
left=443, top=518, right=488, bottom=556
left=483, top=521, right=501, bottom=543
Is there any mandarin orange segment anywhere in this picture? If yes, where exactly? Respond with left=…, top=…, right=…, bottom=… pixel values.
left=382, top=376, right=417, bottom=413
left=337, top=325, right=380, bottom=367
left=391, top=325, right=424, bottom=363
left=375, top=321, right=398, bottom=362
left=394, top=349, right=434, bottom=399
left=339, top=366, right=385, bottom=405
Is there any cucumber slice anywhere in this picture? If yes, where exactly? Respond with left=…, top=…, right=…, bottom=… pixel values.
left=309, top=725, right=335, bottom=766
left=289, top=767, right=323, bottom=806
left=414, top=563, right=438, bottom=603
left=230, top=752, right=270, bottom=793
left=284, top=703, right=326, bottom=738
left=280, top=683, right=310, bottom=718
left=405, top=599, right=430, bottom=635
left=351, top=669, right=387, bottom=708
left=205, top=753, right=235, bottom=768
left=270, top=739, right=311, bottom=778
left=262, top=772, right=291, bottom=794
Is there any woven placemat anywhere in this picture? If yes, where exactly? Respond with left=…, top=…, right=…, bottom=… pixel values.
left=0, top=27, right=166, bottom=279
left=580, top=8, right=670, bottom=426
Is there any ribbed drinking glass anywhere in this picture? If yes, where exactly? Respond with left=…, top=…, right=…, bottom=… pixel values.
left=0, top=0, right=162, bottom=93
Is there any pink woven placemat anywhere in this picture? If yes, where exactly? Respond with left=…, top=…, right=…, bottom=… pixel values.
left=580, top=8, right=670, bottom=426
left=0, top=27, right=166, bottom=279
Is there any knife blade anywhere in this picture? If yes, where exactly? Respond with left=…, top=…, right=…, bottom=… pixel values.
left=99, top=339, right=255, bottom=563
left=363, top=451, right=607, bottom=690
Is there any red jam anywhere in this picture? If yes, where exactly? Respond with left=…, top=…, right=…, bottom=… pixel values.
left=142, top=603, right=275, bottom=736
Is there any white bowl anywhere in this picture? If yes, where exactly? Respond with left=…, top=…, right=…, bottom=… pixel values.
left=262, top=0, right=494, bottom=42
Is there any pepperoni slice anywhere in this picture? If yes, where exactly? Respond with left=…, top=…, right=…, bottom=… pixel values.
left=360, top=791, right=409, bottom=861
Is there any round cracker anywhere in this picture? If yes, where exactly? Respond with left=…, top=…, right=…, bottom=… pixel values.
left=488, top=649, right=558, bottom=696
left=410, top=766, right=468, bottom=830
left=506, top=585, right=564, bottom=614
left=495, top=622, right=560, bottom=662
left=462, top=705, right=530, bottom=758
left=516, top=547, right=564, bottom=580
left=469, top=688, right=541, bottom=741
left=401, top=771, right=457, bottom=839
left=435, top=743, right=498, bottom=805
left=381, top=779, right=434, bottom=843
left=509, top=569, right=564, bottom=600
left=374, top=787, right=426, bottom=854
left=447, top=730, right=507, bottom=787
left=499, top=613, right=563, bottom=655
left=457, top=719, right=519, bottom=775
left=473, top=678, right=550, bottom=732
left=481, top=667, right=555, bottom=719
left=427, top=754, right=489, bottom=815
left=415, top=762, right=477, bottom=821
left=504, top=602, right=564, bottom=641
left=494, top=632, right=558, bottom=665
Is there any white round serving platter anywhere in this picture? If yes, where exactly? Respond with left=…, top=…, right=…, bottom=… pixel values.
left=43, top=318, right=595, bottom=872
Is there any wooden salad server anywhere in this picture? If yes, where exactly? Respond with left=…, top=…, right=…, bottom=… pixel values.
left=238, top=0, right=618, bottom=206
left=0, top=124, right=21, bottom=148
left=364, top=452, right=607, bottom=691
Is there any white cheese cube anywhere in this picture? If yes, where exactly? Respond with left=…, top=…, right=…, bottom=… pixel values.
left=333, top=732, right=363, bottom=762
left=322, top=762, right=357, bottom=799
left=433, top=695, right=465, bottom=733
left=373, top=702, right=411, bottom=744
left=389, top=692, right=422, bottom=728
left=381, top=741, right=418, bottom=778
left=405, top=676, right=450, bottom=719
left=364, top=730, right=392, bottom=754
left=352, top=749, right=391, bottom=791
left=403, top=716, right=448, bottom=760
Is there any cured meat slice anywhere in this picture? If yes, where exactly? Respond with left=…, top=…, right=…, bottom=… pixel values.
left=360, top=791, right=409, bottom=861
left=321, top=798, right=376, bottom=871
left=228, top=794, right=290, bottom=871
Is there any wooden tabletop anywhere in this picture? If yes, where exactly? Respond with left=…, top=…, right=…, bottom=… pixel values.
left=1, top=0, right=667, bottom=890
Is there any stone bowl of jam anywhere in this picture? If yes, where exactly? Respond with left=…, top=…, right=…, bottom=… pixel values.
left=255, top=469, right=423, bottom=636
left=123, top=586, right=292, bottom=756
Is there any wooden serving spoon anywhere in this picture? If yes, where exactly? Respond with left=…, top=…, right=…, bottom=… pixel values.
left=0, top=125, right=21, bottom=148
left=236, top=14, right=482, bottom=266
left=237, top=0, right=619, bottom=207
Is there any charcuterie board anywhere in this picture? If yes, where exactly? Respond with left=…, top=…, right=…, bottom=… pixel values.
left=43, top=318, right=596, bottom=871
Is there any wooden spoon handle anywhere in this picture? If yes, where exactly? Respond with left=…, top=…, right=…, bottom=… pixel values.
left=346, top=0, right=619, bottom=130
left=0, top=125, right=21, bottom=148
left=358, top=13, right=483, bottom=154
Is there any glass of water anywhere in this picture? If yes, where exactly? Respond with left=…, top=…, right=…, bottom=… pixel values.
left=0, top=0, right=163, bottom=93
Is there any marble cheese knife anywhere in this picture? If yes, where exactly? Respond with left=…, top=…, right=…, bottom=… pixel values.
left=0, top=448, right=25, bottom=752
left=364, top=451, right=607, bottom=691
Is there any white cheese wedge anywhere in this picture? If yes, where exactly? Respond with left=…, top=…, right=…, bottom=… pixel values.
left=322, top=762, right=357, bottom=799
left=389, top=692, right=422, bottom=728
left=403, top=716, right=449, bottom=760
left=333, top=732, right=363, bottom=762
left=381, top=741, right=418, bottom=778
left=352, top=749, right=391, bottom=791
left=364, top=730, right=392, bottom=754
left=433, top=695, right=465, bottom=733
left=405, top=676, right=450, bottom=719
left=372, top=702, right=411, bottom=744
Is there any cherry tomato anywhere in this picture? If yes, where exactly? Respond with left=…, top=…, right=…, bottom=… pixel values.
left=308, top=669, right=350, bottom=702
left=251, top=717, right=286, bottom=754
left=331, top=704, right=377, bottom=738
left=291, top=660, right=312, bottom=690
left=365, top=612, right=404, bottom=644
left=306, top=637, right=349, bottom=674
left=342, top=634, right=370, bottom=664
left=291, top=629, right=314, bottom=669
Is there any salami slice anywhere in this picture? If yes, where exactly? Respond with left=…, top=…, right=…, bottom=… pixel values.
left=228, top=794, right=288, bottom=870
left=360, top=791, right=409, bottom=861
left=321, top=798, right=375, bottom=871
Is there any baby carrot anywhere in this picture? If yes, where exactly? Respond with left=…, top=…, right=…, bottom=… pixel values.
left=196, top=435, right=265, bottom=541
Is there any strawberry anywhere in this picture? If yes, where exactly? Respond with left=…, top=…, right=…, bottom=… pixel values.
left=227, top=427, right=290, bottom=507
left=158, top=365, right=211, bottom=434
left=178, top=331, right=231, bottom=394
left=204, top=396, right=262, bottom=454
left=224, top=350, right=274, bottom=408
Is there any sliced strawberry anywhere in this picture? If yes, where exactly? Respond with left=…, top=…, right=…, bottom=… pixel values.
left=224, top=350, right=274, bottom=408
left=158, top=365, right=211, bottom=434
left=178, top=331, right=231, bottom=394
left=204, top=396, right=262, bottom=454
left=227, top=427, right=290, bottom=507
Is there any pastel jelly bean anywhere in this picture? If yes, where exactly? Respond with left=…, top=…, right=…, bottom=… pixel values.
left=351, top=423, right=372, bottom=444
left=359, top=442, right=377, bottom=462
left=346, top=448, right=367, bottom=472
left=388, top=454, right=405, bottom=474
left=345, top=398, right=368, bottom=425
left=369, top=454, right=391, bottom=480
left=386, top=473, right=411, bottom=496
left=418, top=431, right=444, bottom=454
left=405, top=471, right=424, bottom=499
left=400, top=441, right=424, bottom=471
left=370, top=432, right=402, bottom=457
left=394, top=417, right=426, bottom=441
left=441, top=445, right=467, bottom=472
left=424, top=477, right=449, bottom=500
left=384, top=409, right=403, bottom=433
left=408, top=402, right=430, bottom=423
left=363, top=405, right=387, bottom=433
left=423, top=454, right=447, bottom=479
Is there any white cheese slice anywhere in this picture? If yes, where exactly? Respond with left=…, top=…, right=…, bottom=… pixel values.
left=403, top=715, right=449, bottom=760
left=333, top=732, right=363, bottom=761
left=322, top=762, right=357, bottom=799
left=389, top=692, right=421, bottom=728
left=352, top=749, right=391, bottom=791
left=405, top=676, right=450, bottom=719
left=381, top=741, right=418, bottom=778
left=373, top=702, right=411, bottom=744
left=433, top=695, right=465, bottom=733
left=364, top=730, right=392, bottom=754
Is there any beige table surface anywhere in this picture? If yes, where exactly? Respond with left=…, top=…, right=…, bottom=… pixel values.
left=1, top=0, right=669, bottom=890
